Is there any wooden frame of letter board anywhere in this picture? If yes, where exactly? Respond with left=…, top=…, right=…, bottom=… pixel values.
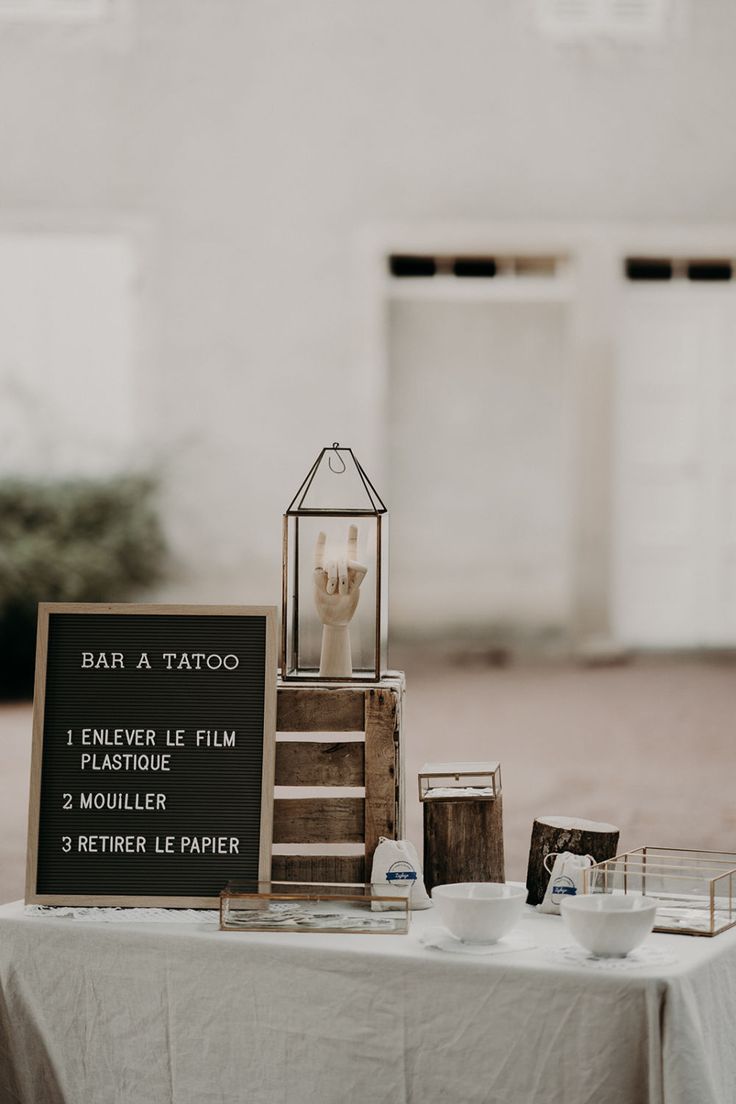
left=26, top=603, right=277, bottom=908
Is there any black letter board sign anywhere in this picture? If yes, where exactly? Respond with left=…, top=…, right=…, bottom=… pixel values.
left=26, top=604, right=277, bottom=908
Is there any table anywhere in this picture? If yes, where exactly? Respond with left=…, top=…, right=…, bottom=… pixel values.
left=0, top=899, right=734, bottom=1104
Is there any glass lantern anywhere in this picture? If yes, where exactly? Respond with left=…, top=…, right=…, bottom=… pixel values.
left=281, top=443, right=388, bottom=682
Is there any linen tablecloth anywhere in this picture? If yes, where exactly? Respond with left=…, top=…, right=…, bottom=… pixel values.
left=0, top=900, right=734, bottom=1104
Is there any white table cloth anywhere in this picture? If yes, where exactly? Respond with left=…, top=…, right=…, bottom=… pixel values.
left=0, top=899, right=734, bottom=1104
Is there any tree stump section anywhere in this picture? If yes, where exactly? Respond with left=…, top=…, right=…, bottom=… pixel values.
left=423, top=796, right=505, bottom=892
left=525, top=816, right=620, bottom=905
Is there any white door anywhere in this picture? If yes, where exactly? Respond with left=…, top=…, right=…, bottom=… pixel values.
left=613, top=282, right=736, bottom=646
left=388, top=295, right=574, bottom=636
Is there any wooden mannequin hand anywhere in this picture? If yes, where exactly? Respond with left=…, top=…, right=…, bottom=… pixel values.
left=313, top=526, right=367, bottom=678
left=313, top=526, right=368, bottom=627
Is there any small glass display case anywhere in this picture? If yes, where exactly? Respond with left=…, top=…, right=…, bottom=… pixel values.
left=220, top=882, right=410, bottom=935
left=418, top=761, right=502, bottom=802
left=583, top=847, right=736, bottom=936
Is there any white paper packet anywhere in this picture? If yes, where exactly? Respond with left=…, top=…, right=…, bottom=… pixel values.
left=538, top=851, right=595, bottom=914
left=370, top=837, right=432, bottom=910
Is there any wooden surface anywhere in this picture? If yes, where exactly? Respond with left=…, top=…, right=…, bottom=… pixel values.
left=275, top=741, right=364, bottom=786
left=259, top=613, right=278, bottom=882
left=525, top=817, right=620, bottom=906
left=363, top=687, right=399, bottom=860
left=23, top=604, right=49, bottom=909
left=276, top=688, right=365, bottom=732
left=271, top=854, right=366, bottom=884
left=272, top=797, right=365, bottom=843
left=423, top=795, right=506, bottom=891
left=273, top=674, right=404, bottom=884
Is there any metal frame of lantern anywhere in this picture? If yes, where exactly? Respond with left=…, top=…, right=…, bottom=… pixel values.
left=281, top=444, right=388, bottom=682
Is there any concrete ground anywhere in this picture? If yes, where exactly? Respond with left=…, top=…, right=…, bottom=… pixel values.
left=2, top=656, right=735, bottom=904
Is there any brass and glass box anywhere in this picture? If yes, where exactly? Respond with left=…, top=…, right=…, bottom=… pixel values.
left=418, top=761, right=502, bottom=803
left=220, top=882, right=410, bottom=934
left=583, top=847, right=736, bottom=936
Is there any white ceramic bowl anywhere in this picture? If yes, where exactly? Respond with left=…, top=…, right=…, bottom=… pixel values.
left=432, top=883, right=527, bottom=944
left=560, top=895, right=658, bottom=957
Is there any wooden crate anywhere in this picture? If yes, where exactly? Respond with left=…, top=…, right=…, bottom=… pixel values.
left=272, top=673, right=405, bottom=885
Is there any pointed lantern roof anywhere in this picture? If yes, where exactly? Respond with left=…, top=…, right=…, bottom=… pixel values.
left=286, top=443, right=387, bottom=516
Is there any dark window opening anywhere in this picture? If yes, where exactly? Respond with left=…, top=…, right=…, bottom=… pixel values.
left=453, top=257, right=497, bottom=278
left=625, top=258, right=673, bottom=281
left=687, top=261, right=732, bottom=281
left=389, top=255, right=436, bottom=278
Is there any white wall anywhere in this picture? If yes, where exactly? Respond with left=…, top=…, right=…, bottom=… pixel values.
left=1, top=1, right=735, bottom=628
left=0, top=231, right=139, bottom=475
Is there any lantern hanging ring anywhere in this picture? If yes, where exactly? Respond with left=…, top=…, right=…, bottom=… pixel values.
left=328, top=443, right=346, bottom=474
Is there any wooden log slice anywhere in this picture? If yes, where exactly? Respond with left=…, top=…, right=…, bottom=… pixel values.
left=525, top=815, right=620, bottom=905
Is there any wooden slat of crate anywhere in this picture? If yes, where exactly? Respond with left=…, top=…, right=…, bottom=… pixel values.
left=272, top=797, right=365, bottom=843
left=275, top=741, right=364, bottom=786
left=271, top=855, right=366, bottom=884
left=276, top=688, right=365, bottom=732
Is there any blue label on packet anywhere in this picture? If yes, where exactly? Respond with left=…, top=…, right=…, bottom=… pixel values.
left=551, top=876, right=577, bottom=898
left=387, top=870, right=417, bottom=882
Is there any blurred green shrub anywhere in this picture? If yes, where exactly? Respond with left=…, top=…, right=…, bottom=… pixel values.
left=0, top=475, right=166, bottom=699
